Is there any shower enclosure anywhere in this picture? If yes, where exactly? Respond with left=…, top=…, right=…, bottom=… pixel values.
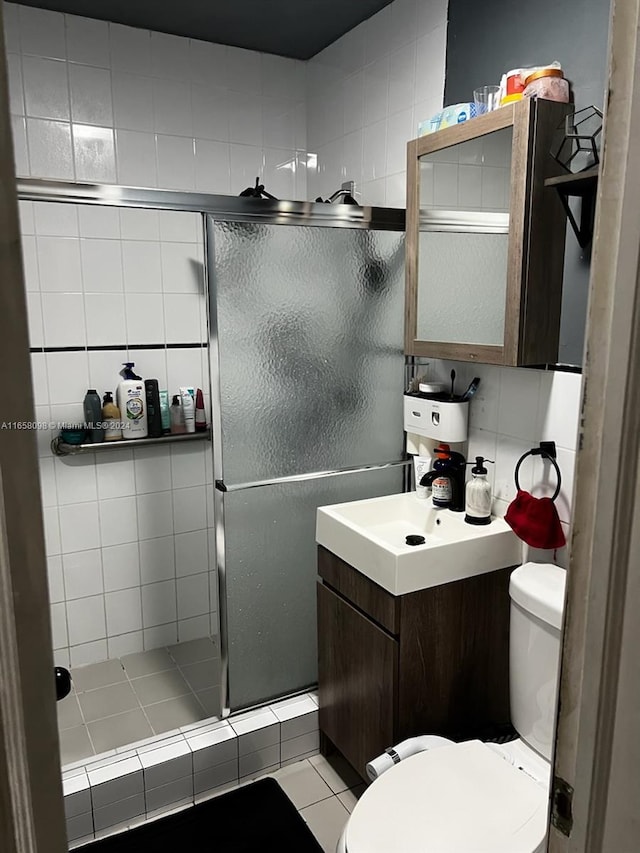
left=17, top=179, right=406, bottom=764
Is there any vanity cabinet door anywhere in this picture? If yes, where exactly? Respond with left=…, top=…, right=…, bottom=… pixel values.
left=317, top=582, right=398, bottom=780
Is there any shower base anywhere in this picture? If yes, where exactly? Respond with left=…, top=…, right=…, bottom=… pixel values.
left=58, top=636, right=220, bottom=765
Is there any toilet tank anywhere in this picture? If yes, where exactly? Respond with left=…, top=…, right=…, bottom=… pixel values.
left=509, top=563, right=567, bottom=761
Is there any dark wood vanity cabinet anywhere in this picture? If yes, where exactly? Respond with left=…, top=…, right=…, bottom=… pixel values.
left=317, top=545, right=513, bottom=780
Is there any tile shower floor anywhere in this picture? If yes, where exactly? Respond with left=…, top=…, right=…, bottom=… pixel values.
left=58, top=637, right=220, bottom=765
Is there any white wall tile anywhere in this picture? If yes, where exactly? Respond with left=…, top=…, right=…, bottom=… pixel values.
left=134, top=446, right=172, bottom=494
left=189, top=39, right=227, bottom=87
left=50, top=601, right=68, bottom=648
left=78, top=205, right=120, bottom=239
left=37, top=235, right=82, bottom=291
left=59, top=501, right=101, bottom=552
left=139, top=535, right=175, bottom=585
left=158, top=211, right=199, bottom=243
left=102, top=542, right=140, bottom=592
left=385, top=107, right=413, bottom=176
left=116, top=130, right=157, bottom=187
left=11, top=114, right=28, bottom=175
left=191, top=85, right=229, bottom=142
left=85, top=293, right=126, bottom=346
left=47, top=554, right=65, bottom=602
left=142, top=580, right=177, bottom=628
left=177, top=573, right=209, bottom=620
left=160, top=243, right=203, bottom=294
left=122, top=241, right=163, bottom=293
left=66, top=15, right=110, bottom=68
left=137, top=491, right=174, bottom=541
left=81, top=238, right=123, bottom=292
left=178, top=615, right=210, bottom=642
left=363, top=57, right=389, bottom=127
left=156, top=134, right=195, bottom=191
left=43, top=506, right=61, bottom=556
left=150, top=31, right=191, bottom=81
left=21, top=235, right=39, bottom=290
left=69, top=64, right=112, bottom=125
left=538, top=371, right=583, bottom=451
left=153, top=78, right=192, bottom=136
left=170, top=445, right=206, bottom=490
left=363, top=119, right=387, bottom=182
left=55, top=457, right=97, bottom=505
left=71, top=639, right=108, bottom=667
left=109, top=631, right=143, bottom=658
left=7, top=53, right=24, bottom=115
left=163, top=294, right=202, bottom=344
left=109, top=24, right=151, bottom=75
left=46, top=351, right=89, bottom=405
left=111, top=72, right=154, bottom=132
left=124, top=294, right=165, bottom=344
left=106, top=587, right=143, bottom=635
left=74, top=123, right=116, bottom=182
left=27, top=118, right=74, bottom=179
left=96, top=452, right=136, bottom=500
left=226, top=47, right=261, bottom=95
left=19, top=5, right=66, bottom=60
left=100, top=495, right=138, bottom=546
left=228, top=91, right=263, bottom=146
left=3, top=3, right=21, bottom=53
left=34, top=200, right=78, bottom=236
left=23, top=56, right=69, bottom=120
left=144, top=623, right=178, bottom=649
left=194, top=139, right=231, bottom=194
left=26, top=292, right=43, bottom=347
left=63, top=548, right=103, bottom=599
left=18, top=200, right=35, bottom=235
left=120, top=208, right=160, bottom=241
left=173, top=486, right=207, bottom=534
left=229, top=144, right=263, bottom=194
left=67, top=594, right=106, bottom=645
left=41, top=292, right=86, bottom=348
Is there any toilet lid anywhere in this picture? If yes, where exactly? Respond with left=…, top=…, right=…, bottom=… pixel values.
left=345, top=741, right=548, bottom=853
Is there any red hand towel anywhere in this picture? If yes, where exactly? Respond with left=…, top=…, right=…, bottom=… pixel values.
left=505, top=489, right=566, bottom=549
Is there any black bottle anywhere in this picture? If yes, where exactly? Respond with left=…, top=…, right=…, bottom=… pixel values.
left=144, top=379, right=163, bottom=438
left=420, top=443, right=467, bottom=512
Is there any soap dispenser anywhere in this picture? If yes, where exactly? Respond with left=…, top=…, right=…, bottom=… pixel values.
left=420, top=443, right=467, bottom=511
left=464, top=457, right=493, bottom=525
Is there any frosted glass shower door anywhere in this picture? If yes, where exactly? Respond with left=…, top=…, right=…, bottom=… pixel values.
left=208, top=220, right=406, bottom=711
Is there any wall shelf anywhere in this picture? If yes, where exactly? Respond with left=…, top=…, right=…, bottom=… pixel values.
left=545, top=167, right=599, bottom=248
left=52, top=429, right=211, bottom=457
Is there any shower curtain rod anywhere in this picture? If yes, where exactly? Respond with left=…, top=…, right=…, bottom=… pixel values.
left=16, top=179, right=406, bottom=231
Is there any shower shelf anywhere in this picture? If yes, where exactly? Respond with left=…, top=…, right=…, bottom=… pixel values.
left=51, top=429, right=211, bottom=457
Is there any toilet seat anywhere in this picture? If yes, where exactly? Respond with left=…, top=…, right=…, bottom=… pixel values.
left=343, top=740, right=549, bottom=853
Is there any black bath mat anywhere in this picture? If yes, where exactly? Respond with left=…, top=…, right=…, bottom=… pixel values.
left=81, top=777, right=323, bottom=852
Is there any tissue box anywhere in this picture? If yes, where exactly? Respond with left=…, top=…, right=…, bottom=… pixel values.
left=418, top=102, right=478, bottom=136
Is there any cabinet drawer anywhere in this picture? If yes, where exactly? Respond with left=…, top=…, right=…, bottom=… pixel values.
left=317, top=582, right=398, bottom=780
left=317, top=546, right=400, bottom=634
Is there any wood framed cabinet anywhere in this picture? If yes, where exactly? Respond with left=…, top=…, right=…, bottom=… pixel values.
left=405, top=98, right=571, bottom=365
left=317, top=546, right=513, bottom=781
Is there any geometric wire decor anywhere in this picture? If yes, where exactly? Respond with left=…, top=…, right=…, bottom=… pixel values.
left=551, top=105, right=604, bottom=174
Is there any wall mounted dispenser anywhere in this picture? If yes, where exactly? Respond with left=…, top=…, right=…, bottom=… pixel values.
left=403, top=392, right=469, bottom=445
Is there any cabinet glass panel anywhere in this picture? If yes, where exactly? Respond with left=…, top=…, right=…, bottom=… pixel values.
left=416, top=127, right=512, bottom=346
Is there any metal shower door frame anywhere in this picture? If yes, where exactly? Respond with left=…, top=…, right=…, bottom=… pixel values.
left=17, top=178, right=407, bottom=719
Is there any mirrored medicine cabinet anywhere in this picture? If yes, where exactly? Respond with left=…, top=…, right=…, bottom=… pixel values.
left=405, top=98, right=571, bottom=366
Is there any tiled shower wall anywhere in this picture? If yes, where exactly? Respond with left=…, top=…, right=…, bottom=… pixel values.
left=305, top=0, right=449, bottom=206
left=2, top=2, right=308, bottom=198
left=22, top=201, right=217, bottom=669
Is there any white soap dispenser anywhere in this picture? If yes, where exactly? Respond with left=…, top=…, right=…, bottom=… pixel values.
left=464, top=457, right=493, bottom=525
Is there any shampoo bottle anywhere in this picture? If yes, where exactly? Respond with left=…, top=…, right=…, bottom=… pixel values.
left=464, top=457, right=493, bottom=525
left=195, top=388, right=207, bottom=432
left=83, top=390, right=104, bottom=443
left=180, top=387, right=195, bottom=434
left=117, top=363, right=148, bottom=439
left=170, top=395, right=185, bottom=434
left=102, top=392, right=123, bottom=442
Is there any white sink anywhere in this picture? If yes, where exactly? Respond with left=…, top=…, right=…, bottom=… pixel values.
left=316, top=492, right=521, bottom=596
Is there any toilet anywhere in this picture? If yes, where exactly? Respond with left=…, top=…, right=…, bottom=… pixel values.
left=337, top=562, right=566, bottom=853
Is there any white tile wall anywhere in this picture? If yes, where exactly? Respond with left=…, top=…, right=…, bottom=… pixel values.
left=20, top=201, right=216, bottom=666
left=306, top=0, right=448, bottom=206
left=4, top=2, right=308, bottom=198
left=428, top=359, right=583, bottom=568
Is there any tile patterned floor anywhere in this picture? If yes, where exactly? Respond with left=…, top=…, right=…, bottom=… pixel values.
left=261, top=754, right=366, bottom=853
left=58, top=637, right=220, bottom=765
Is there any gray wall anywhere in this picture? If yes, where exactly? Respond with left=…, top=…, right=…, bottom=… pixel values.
left=444, top=0, right=611, bottom=366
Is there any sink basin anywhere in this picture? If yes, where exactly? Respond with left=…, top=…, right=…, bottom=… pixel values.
left=316, top=492, right=521, bottom=596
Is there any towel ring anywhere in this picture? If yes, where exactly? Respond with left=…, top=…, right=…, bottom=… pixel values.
left=514, top=446, right=562, bottom=502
